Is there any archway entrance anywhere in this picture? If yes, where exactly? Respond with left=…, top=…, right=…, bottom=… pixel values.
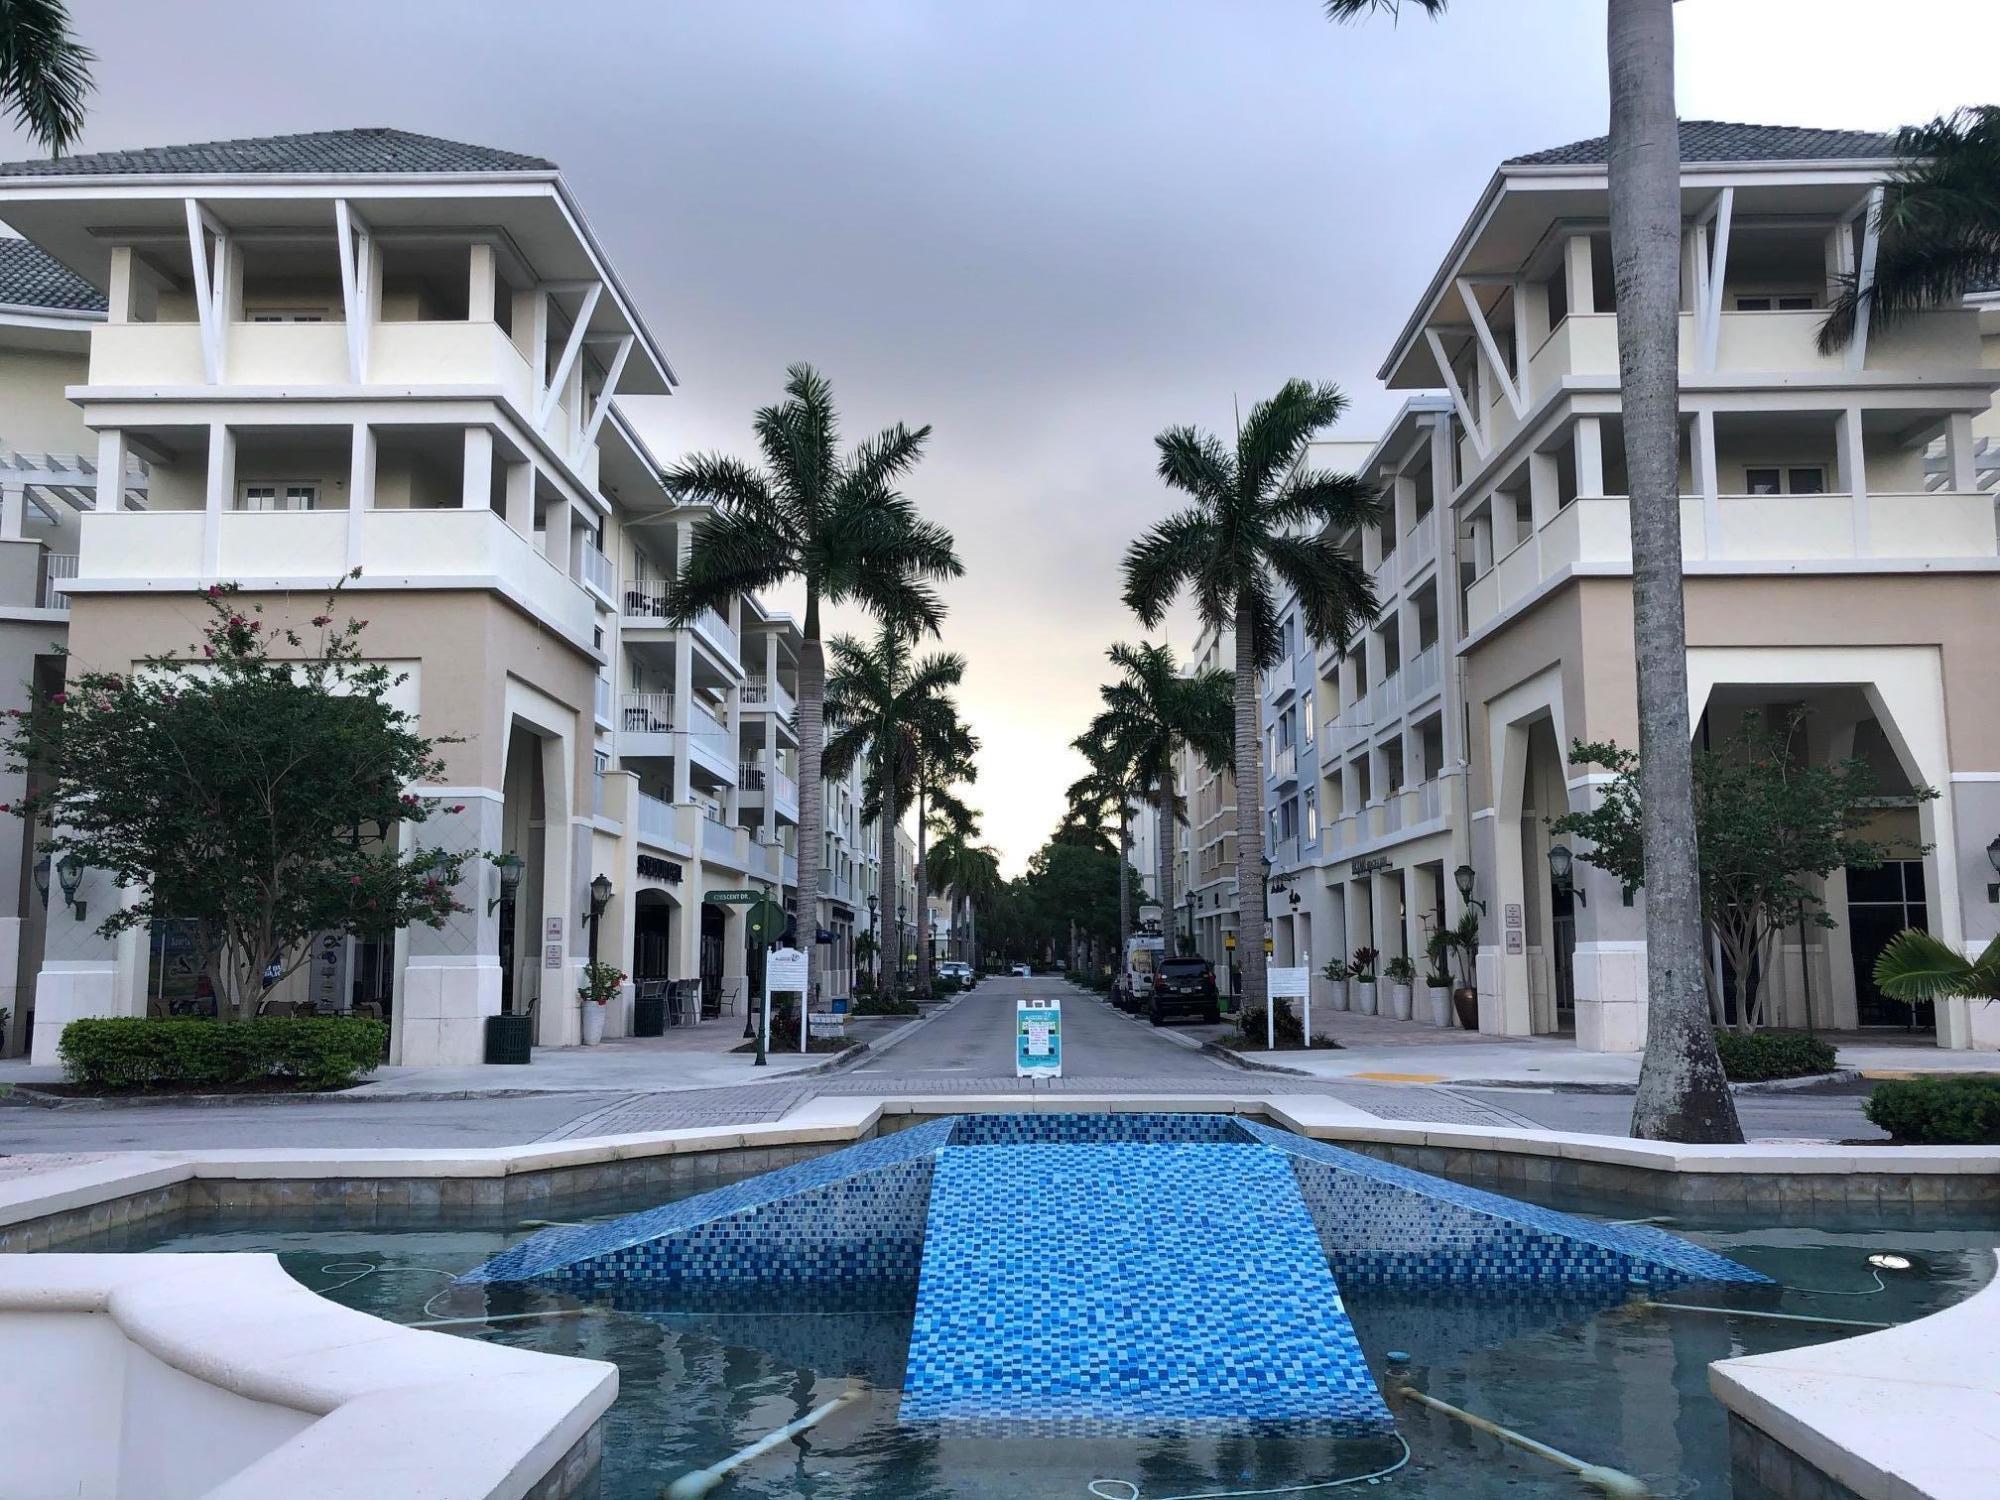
left=699, top=902, right=726, bottom=1018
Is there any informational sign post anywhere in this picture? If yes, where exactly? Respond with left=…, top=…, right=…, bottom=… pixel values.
left=1015, top=998, right=1062, bottom=1078
left=764, top=944, right=809, bottom=1056
left=1267, top=965, right=1310, bottom=1052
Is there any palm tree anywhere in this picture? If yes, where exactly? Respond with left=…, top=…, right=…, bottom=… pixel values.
left=1873, top=930, right=2000, bottom=1011
left=1325, top=0, right=1742, bottom=1145
left=910, top=700, right=978, bottom=995
left=927, top=812, right=1002, bottom=970
left=0, top=0, right=93, bottom=155
left=1122, top=380, right=1377, bottom=1015
left=1087, top=642, right=1233, bottom=925
left=667, top=366, right=961, bottom=1006
left=1066, top=729, right=1142, bottom=962
left=821, top=622, right=966, bottom=993
left=1820, top=107, right=2000, bottom=352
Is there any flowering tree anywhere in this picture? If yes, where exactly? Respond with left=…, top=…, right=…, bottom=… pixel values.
left=2, top=579, right=473, bottom=1019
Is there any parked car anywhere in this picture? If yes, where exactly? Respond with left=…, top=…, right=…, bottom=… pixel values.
left=1144, top=956, right=1221, bottom=1026
left=937, top=960, right=974, bottom=985
left=1010, top=962, right=1032, bottom=977
left=1113, top=934, right=1166, bottom=1011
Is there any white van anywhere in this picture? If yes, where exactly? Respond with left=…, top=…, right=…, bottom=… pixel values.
left=1114, top=934, right=1166, bottom=1011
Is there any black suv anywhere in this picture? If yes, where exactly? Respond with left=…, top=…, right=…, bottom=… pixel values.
left=1146, top=956, right=1221, bottom=1026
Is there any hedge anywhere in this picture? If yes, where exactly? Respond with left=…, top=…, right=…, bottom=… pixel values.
left=60, top=1017, right=388, bottom=1092
left=1713, top=1029, right=1838, bottom=1083
left=1864, top=1075, right=2000, bottom=1144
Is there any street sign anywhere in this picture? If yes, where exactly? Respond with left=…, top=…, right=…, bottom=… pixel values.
left=765, top=945, right=809, bottom=994
left=708, top=889, right=763, bottom=905
left=1015, top=998, right=1061, bottom=1078
left=1268, top=965, right=1309, bottom=1052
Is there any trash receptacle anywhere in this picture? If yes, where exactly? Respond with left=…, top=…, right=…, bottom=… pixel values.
left=484, top=1012, right=533, bottom=1064
left=633, top=983, right=666, bottom=1037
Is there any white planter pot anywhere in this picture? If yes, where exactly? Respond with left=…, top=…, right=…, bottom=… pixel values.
left=1389, top=981, right=1414, bottom=1021
left=580, top=1003, right=607, bottom=1046
left=1354, top=981, right=1378, bottom=1016
left=1327, top=979, right=1349, bottom=1012
left=1426, top=984, right=1453, bottom=1027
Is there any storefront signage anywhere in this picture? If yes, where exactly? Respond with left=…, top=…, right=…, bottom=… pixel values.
left=765, top=945, right=810, bottom=994
left=636, top=855, right=682, bottom=883
left=545, top=917, right=563, bottom=942
left=1016, top=999, right=1062, bottom=1078
left=1504, top=929, right=1525, bottom=955
left=543, top=943, right=563, bottom=970
left=1350, top=855, right=1391, bottom=876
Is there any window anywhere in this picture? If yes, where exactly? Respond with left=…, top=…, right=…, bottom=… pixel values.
left=1743, top=466, right=1827, bottom=497
left=1304, top=789, right=1319, bottom=842
left=249, top=309, right=328, bottom=323
left=1733, top=294, right=1815, bottom=312
left=239, top=484, right=318, bottom=511
left=1301, top=693, right=1315, bottom=747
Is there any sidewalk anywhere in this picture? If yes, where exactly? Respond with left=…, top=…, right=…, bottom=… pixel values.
left=0, top=1009, right=935, bottom=1101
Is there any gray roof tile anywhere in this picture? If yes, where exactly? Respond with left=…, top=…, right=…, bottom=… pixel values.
left=1507, top=120, right=1894, bottom=168
left=0, top=127, right=555, bottom=178
left=0, top=237, right=103, bottom=312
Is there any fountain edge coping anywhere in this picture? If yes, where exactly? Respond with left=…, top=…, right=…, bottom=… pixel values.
left=0, top=1251, right=616, bottom=1500
left=1709, top=1250, right=2000, bottom=1500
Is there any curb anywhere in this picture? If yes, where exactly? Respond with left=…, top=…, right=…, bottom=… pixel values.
left=1456, top=1067, right=1866, bottom=1098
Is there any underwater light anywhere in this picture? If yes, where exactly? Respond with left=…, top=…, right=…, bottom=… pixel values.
left=1867, top=1253, right=1913, bottom=1271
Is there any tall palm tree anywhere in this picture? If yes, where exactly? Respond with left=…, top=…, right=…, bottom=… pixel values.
left=1325, top=0, right=1742, bottom=1145
left=821, top=622, right=965, bottom=992
left=1066, top=729, right=1141, bottom=961
left=0, top=0, right=93, bottom=155
left=1820, top=106, right=2000, bottom=352
left=910, top=701, right=977, bottom=995
left=926, top=808, right=1000, bottom=969
left=1122, top=380, right=1377, bottom=1015
left=1087, top=642, right=1233, bottom=925
left=667, top=366, right=961, bottom=1005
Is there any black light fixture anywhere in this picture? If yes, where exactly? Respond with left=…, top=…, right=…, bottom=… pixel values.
left=1453, top=863, right=1476, bottom=900
left=54, top=851, right=85, bottom=920
left=588, top=872, right=614, bottom=917
left=488, top=851, right=525, bottom=915
left=1987, top=835, right=2000, bottom=903
left=1548, top=843, right=1587, bottom=906
left=32, top=852, right=51, bottom=908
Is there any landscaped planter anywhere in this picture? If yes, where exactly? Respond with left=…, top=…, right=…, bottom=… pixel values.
left=1453, top=986, right=1479, bottom=1030
left=1388, top=981, right=1413, bottom=1021
left=1354, top=981, right=1378, bottom=1016
left=580, top=1004, right=607, bottom=1047
left=1327, top=980, right=1349, bottom=1012
left=1425, top=984, right=1452, bottom=1027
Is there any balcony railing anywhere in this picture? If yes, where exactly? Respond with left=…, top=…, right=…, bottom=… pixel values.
left=620, top=578, right=671, bottom=620
left=695, top=606, right=739, bottom=664
left=741, top=678, right=797, bottom=722
left=1404, top=643, right=1441, bottom=703
left=701, top=809, right=739, bottom=862
left=579, top=541, right=614, bottom=603
left=1271, top=743, right=1298, bottom=784
left=593, top=675, right=612, bottom=729
left=620, top=691, right=675, bottom=735
left=1406, top=506, right=1440, bottom=568
left=636, top=791, right=681, bottom=850
left=38, top=551, right=77, bottom=610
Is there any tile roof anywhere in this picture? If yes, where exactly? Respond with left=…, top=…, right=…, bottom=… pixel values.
left=0, top=237, right=103, bottom=312
left=0, top=127, right=555, bottom=178
left=1507, top=120, right=1895, bottom=168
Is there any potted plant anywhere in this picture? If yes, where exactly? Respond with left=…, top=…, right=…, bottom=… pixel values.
left=1443, top=910, right=1481, bottom=1030
left=1321, top=957, right=1352, bottom=1012
left=1350, top=947, right=1379, bottom=1016
left=1423, top=929, right=1456, bottom=1027
left=1384, top=955, right=1417, bottom=1021
left=577, top=960, right=625, bottom=1046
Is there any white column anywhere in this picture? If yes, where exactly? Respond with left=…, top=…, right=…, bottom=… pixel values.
left=671, top=526, right=695, bottom=805
left=1573, top=416, right=1606, bottom=499
left=1691, top=408, right=1720, bottom=558
left=461, top=426, right=494, bottom=510
left=107, top=246, right=134, bottom=325
left=346, top=423, right=374, bottom=573
left=0, top=482, right=23, bottom=542
left=1563, top=233, right=1595, bottom=316
left=1945, top=413, right=1978, bottom=493
left=94, top=430, right=127, bottom=512
left=202, top=424, right=235, bottom=576
left=1838, top=407, right=1869, bottom=553
left=467, top=243, right=496, bottom=323
left=1526, top=449, right=1560, bottom=531
left=503, top=460, right=534, bottom=536
left=543, top=492, right=572, bottom=571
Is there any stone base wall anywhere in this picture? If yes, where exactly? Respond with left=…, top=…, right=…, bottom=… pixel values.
left=523, top=1419, right=604, bottom=1500
left=1729, top=1414, right=1863, bottom=1500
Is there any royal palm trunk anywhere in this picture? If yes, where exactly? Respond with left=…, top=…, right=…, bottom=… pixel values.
left=1232, top=604, right=1266, bottom=1014
left=1117, top=805, right=1133, bottom=960
left=1607, top=0, right=1742, bottom=1143
left=796, top=627, right=826, bottom=1003
left=1155, top=746, right=1177, bottom=923
left=915, top=783, right=932, bottom=996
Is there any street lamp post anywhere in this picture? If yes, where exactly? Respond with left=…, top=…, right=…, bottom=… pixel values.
left=867, top=892, right=880, bottom=986
left=585, top=873, right=612, bottom=964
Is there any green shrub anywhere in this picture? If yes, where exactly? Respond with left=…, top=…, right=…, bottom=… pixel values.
left=1713, top=1029, right=1838, bottom=1082
left=851, top=993, right=920, bottom=1017
left=60, top=1017, right=387, bottom=1092
left=1864, top=1075, right=2000, bottom=1144
left=1234, top=1006, right=1305, bottom=1049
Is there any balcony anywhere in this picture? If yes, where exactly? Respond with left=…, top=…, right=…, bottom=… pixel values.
left=1405, top=507, right=1440, bottom=571
left=738, top=760, right=801, bottom=822
left=701, top=810, right=743, bottom=865
left=1374, top=669, right=1403, bottom=722
left=620, top=578, right=672, bottom=621
left=694, top=606, right=739, bottom=667
left=1463, top=492, right=1998, bottom=633
left=75, top=507, right=594, bottom=644
left=1270, top=743, right=1298, bottom=785
left=593, top=675, right=612, bottom=730
left=1270, top=836, right=1300, bottom=870
left=1403, top=643, right=1441, bottom=705
left=579, top=541, right=614, bottom=606
left=741, top=677, right=797, bottom=724
left=38, top=552, right=77, bottom=611
left=618, top=692, right=676, bottom=754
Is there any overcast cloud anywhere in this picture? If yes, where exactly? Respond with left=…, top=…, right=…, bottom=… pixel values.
left=23, top=0, right=1994, bottom=872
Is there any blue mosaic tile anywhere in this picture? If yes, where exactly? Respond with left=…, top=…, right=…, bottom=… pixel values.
left=898, top=1143, right=1394, bottom=1438
left=455, top=1118, right=955, bottom=1290
left=1236, top=1120, right=1770, bottom=1292
left=946, top=1112, right=1255, bottom=1146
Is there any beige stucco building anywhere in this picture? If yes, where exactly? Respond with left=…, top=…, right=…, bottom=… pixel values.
left=0, top=128, right=887, bottom=1066
left=1265, top=122, right=2000, bottom=1053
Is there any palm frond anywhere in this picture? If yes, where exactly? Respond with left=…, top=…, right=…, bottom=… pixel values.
left=1268, top=468, right=1381, bottom=534
left=1121, top=507, right=1218, bottom=631
left=665, top=505, right=794, bottom=621
left=1873, top=926, right=2000, bottom=1002
left=1264, top=532, right=1379, bottom=655
left=0, top=0, right=92, bottom=154
left=1237, top=379, right=1347, bottom=500
left=1323, top=0, right=1448, bottom=20
left=1154, top=426, right=1235, bottom=503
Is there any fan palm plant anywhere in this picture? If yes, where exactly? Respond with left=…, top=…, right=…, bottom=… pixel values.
left=1820, top=107, right=2000, bottom=352
left=821, top=623, right=966, bottom=992
left=1325, top=0, right=1741, bottom=1145
left=1122, top=379, right=1377, bottom=1015
left=667, top=366, right=961, bottom=1002
left=0, top=0, right=93, bottom=154
left=1086, top=642, right=1233, bottom=922
left=1873, top=930, right=2000, bottom=1011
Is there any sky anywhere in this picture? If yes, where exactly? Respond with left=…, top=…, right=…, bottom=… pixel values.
left=17, top=0, right=1994, bottom=875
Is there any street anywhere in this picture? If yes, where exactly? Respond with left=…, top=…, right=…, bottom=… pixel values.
left=0, top=977, right=1887, bottom=1154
